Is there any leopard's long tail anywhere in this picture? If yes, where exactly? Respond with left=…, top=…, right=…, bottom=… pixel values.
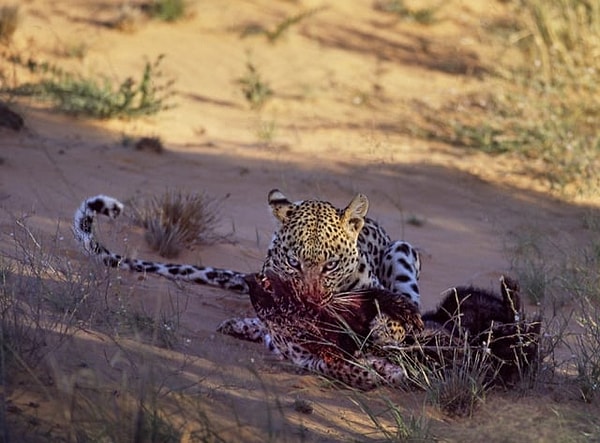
left=73, top=195, right=250, bottom=293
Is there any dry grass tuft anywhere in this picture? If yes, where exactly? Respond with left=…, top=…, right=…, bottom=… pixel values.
left=131, top=189, right=222, bottom=258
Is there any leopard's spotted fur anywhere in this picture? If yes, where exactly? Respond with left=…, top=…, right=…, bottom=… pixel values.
left=73, top=190, right=422, bottom=388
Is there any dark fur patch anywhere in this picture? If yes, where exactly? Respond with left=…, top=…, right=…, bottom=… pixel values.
left=79, top=215, right=93, bottom=234
left=422, top=282, right=519, bottom=335
left=178, top=267, right=195, bottom=276
left=86, top=198, right=107, bottom=214
left=417, top=276, right=540, bottom=386
left=395, top=243, right=410, bottom=255
left=395, top=274, right=411, bottom=283
left=396, top=257, right=412, bottom=272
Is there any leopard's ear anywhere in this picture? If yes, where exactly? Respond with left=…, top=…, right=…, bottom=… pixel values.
left=342, top=193, right=369, bottom=239
left=268, top=189, right=296, bottom=224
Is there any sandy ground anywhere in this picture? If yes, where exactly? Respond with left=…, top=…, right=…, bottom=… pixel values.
left=1, top=1, right=600, bottom=441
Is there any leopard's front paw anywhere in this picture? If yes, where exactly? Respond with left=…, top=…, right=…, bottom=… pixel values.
left=216, top=317, right=266, bottom=342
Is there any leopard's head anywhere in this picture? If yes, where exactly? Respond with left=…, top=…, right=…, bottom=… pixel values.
left=262, top=189, right=369, bottom=301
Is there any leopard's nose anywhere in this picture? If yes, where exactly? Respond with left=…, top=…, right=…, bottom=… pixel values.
left=303, top=265, right=321, bottom=282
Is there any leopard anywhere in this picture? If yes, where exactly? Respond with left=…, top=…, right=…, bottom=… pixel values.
left=73, top=190, right=422, bottom=389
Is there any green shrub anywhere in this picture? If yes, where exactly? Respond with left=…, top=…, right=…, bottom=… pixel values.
left=4, top=55, right=173, bottom=119
left=146, top=0, right=188, bottom=22
left=238, top=60, right=273, bottom=109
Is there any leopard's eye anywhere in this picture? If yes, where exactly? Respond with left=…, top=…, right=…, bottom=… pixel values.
left=287, top=255, right=301, bottom=270
left=322, top=259, right=339, bottom=273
